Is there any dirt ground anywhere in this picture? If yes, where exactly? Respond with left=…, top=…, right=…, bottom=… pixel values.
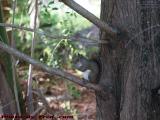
left=18, top=66, right=96, bottom=120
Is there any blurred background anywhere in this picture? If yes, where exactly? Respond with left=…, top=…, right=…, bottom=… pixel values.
left=2, top=0, right=101, bottom=119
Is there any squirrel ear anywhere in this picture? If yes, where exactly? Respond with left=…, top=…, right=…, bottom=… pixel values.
left=73, top=54, right=81, bottom=63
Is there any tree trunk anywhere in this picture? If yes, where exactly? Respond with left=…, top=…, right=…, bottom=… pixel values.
left=0, top=65, right=17, bottom=114
left=0, top=2, right=25, bottom=114
left=97, top=0, right=160, bottom=120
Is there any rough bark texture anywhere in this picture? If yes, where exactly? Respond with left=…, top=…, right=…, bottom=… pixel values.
left=0, top=2, right=25, bottom=114
left=97, top=0, right=160, bottom=120
left=0, top=65, right=17, bottom=114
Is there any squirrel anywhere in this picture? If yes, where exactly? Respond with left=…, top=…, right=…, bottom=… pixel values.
left=73, top=54, right=101, bottom=84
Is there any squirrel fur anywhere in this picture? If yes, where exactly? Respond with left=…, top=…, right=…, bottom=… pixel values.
left=73, top=54, right=101, bottom=84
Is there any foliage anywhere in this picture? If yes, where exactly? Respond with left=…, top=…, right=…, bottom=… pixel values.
left=67, top=83, right=81, bottom=99
left=1, top=0, right=99, bottom=116
left=6, top=0, right=98, bottom=109
left=12, top=0, right=93, bottom=68
left=38, top=1, right=93, bottom=68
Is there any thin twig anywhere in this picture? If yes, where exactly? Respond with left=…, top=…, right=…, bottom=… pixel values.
left=31, top=106, right=44, bottom=116
left=59, top=0, right=118, bottom=36
left=27, top=0, right=39, bottom=113
left=11, top=0, right=21, bottom=115
left=0, top=23, right=108, bottom=44
left=33, top=90, right=55, bottom=115
left=0, top=40, right=102, bottom=92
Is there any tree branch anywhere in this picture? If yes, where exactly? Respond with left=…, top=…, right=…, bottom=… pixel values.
left=11, top=0, right=21, bottom=115
left=27, top=0, right=39, bottom=114
left=0, top=23, right=108, bottom=44
left=0, top=41, right=102, bottom=92
left=59, top=0, right=118, bottom=36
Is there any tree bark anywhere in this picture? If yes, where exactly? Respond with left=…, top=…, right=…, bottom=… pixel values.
left=97, top=0, right=160, bottom=120
left=0, top=2, right=25, bottom=114
left=0, top=65, right=17, bottom=114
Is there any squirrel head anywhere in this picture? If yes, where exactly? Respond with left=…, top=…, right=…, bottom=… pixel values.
left=73, top=54, right=89, bottom=72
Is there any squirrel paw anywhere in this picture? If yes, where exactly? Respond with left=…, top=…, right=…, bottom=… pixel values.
left=82, top=78, right=89, bottom=84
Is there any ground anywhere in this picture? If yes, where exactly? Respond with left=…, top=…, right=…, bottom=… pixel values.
left=18, top=65, right=96, bottom=120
